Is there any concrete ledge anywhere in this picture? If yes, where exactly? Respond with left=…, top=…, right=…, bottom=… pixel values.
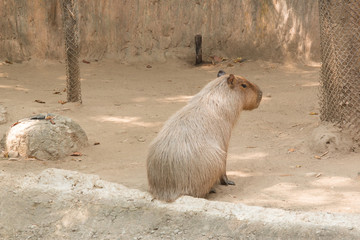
left=0, top=168, right=359, bottom=239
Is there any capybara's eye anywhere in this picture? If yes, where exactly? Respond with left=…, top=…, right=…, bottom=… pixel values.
left=241, top=84, right=247, bottom=88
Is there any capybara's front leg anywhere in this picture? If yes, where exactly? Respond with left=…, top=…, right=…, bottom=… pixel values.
left=220, top=174, right=235, bottom=185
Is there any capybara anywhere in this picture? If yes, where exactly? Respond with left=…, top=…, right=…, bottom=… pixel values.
left=147, top=71, right=262, bottom=202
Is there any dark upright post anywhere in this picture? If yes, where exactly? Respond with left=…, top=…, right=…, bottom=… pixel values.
left=195, top=34, right=202, bottom=65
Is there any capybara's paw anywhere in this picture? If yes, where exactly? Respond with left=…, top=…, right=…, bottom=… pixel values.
left=225, top=180, right=235, bottom=185
left=220, top=174, right=236, bottom=186
left=209, top=188, right=216, bottom=194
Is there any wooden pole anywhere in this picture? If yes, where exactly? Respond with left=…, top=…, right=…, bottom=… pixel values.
left=195, top=34, right=202, bottom=65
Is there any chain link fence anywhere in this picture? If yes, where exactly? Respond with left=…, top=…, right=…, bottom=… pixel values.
left=62, top=0, right=82, bottom=103
left=319, top=0, right=360, bottom=143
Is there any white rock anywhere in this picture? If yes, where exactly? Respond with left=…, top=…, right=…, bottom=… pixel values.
left=2, top=114, right=88, bottom=160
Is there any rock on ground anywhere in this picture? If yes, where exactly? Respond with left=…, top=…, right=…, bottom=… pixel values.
left=1, top=114, right=88, bottom=160
left=308, top=123, right=356, bottom=153
left=0, top=168, right=359, bottom=240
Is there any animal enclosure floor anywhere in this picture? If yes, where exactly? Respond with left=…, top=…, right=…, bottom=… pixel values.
left=0, top=59, right=359, bottom=214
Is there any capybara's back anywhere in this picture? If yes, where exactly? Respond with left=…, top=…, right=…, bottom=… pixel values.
left=147, top=73, right=262, bottom=202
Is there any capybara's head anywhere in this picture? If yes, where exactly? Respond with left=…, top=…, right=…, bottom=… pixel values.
left=226, top=73, right=262, bottom=110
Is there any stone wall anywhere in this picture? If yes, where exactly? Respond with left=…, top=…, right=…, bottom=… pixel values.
left=0, top=0, right=320, bottom=63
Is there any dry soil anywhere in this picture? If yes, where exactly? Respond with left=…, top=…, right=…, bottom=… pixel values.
left=0, top=58, right=359, bottom=215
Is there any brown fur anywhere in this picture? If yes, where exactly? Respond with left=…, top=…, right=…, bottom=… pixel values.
left=146, top=74, right=262, bottom=202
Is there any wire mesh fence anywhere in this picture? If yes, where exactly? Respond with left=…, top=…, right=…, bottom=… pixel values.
left=319, top=0, right=360, bottom=143
left=62, top=0, right=82, bottom=103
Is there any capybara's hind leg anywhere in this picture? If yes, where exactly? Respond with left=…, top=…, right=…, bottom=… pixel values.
left=220, top=174, right=235, bottom=185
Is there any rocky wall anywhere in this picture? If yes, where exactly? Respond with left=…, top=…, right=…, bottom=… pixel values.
left=0, top=0, right=320, bottom=63
left=1, top=168, right=359, bottom=239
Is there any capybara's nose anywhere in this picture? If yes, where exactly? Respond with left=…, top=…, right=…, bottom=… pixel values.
left=257, top=89, right=263, bottom=104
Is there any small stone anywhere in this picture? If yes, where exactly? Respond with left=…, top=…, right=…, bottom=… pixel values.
left=266, top=93, right=272, bottom=98
left=29, top=225, right=37, bottom=229
left=8, top=150, right=19, bottom=158
left=305, top=172, right=317, bottom=177
left=137, top=137, right=146, bottom=142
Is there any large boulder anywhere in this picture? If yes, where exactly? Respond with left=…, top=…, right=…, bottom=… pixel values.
left=2, top=114, right=88, bottom=160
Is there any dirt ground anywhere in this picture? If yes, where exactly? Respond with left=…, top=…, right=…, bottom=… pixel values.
left=1, top=58, right=359, bottom=214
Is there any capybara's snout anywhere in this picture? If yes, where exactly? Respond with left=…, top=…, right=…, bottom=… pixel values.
left=256, top=86, right=263, bottom=106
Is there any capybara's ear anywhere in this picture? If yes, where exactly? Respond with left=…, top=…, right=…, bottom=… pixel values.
left=227, top=74, right=236, bottom=89
left=217, top=70, right=226, bottom=77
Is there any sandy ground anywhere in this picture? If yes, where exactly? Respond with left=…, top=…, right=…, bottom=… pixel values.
left=1, top=58, right=359, bottom=215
